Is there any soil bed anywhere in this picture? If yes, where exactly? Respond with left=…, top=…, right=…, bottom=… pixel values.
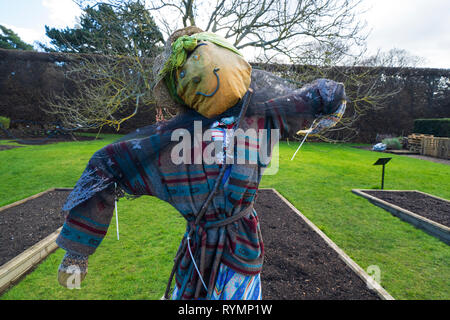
left=0, top=130, right=100, bottom=145
left=1, top=188, right=382, bottom=299
left=0, top=145, right=23, bottom=151
left=0, top=190, right=70, bottom=266
left=14, top=136, right=98, bottom=145
left=256, top=189, right=380, bottom=300
left=364, top=191, right=450, bottom=228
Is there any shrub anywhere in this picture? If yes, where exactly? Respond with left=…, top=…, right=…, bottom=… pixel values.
left=0, top=116, right=10, bottom=129
left=382, top=137, right=403, bottom=150
left=413, top=118, right=450, bottom=137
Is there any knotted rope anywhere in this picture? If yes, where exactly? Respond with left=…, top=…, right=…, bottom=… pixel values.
left=163, top=89, right=253, bottom=300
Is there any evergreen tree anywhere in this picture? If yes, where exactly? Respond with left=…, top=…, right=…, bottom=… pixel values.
left=40, top=1, right=163, bottom=57
left=0, top=25, right=34, bottom=50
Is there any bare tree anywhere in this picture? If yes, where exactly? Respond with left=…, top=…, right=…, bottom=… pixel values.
left=360, top=48, right=426, bottom=68
left=44, top=53, right=159, bottom=131
left=146, top=0, right=368, bottom=64
left=298, top=48, right=425, bottom=142
left=57, top=0, right=417, bottom=142
left=43, top=0, right=168, bottom=132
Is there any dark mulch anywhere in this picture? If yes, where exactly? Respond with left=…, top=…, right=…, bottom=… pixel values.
left=256, top=189, right=380, bottom=300
left=0, top=190, right=70, bottom=266
left=0, top=131, right=100, bottom=145
left=364, top=191, right=450, bottom=228
left=0, top=145, right=23, bottom=151
left=12, top=136, right=98, bottom=145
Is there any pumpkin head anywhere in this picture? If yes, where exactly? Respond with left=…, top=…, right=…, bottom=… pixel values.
left=175, top=40, right=251, bottom=118
left=154, top=30, right=251, bottom=118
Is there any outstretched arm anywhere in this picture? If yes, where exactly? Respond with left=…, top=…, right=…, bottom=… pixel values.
left=56, top=187, right=115, bottom=256
left=56, top=187, right=115, bottom=288
left=251, top=78, right=346, bottom=136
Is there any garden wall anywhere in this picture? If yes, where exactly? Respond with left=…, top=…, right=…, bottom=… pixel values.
left=1, top=48, right=449, bottom=141
left=0, top=49, right=155, bottom=134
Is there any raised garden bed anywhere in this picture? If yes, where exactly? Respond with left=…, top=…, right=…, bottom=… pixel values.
left=257, top=188, right=392, bottom=300
left=1, top=187, right=393, bottom=300
left=352, top=189, right=450, bottom=245
left=0, top=145, right=23, bottom=151
left=2, top=136, right=99, bottom=145
left=0, top=188, right=71, bottom=294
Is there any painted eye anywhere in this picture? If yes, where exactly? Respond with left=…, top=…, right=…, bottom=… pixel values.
left=192, top=76, right=201, bottom=83
left=193, top=55, right=200, bottom=61
left=180, top=70, right=186, bottom=78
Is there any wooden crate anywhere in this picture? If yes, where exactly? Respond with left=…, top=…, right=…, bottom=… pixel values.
left=407, top=134, right=429, bottom=153
left=422, top=136, right=437, bottom=157
left=435, top=137, right=450, bottom=159
left=409, top=134, right=450, bottom=159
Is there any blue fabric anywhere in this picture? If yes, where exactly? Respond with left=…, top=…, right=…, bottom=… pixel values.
left=60, top=224, right=103, bottom=248
left=172, top=263, right=262, bottom=300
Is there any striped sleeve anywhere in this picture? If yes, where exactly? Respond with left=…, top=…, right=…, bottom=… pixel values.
left=56, top=189, right=115, bottom=256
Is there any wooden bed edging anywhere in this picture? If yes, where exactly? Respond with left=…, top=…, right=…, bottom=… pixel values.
left=0, top=188, right=73, bottom=213
left=0, top=227, right=62, bottom=294
left=263, top=188, right=395, bottom=300
left=0, top=188, right=72, bottom=295
left=352, top=189, right=450, bottom=245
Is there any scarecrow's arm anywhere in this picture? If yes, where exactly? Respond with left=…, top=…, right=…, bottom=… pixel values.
left=56, top=188, right=115, bottom=256
left=56, top=188, right=115, bottom=288
left=255, top=79, right=346, bottom=135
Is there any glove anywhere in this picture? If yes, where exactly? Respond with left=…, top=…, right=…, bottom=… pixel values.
left=57, top=252, right=88, bottom=289
left=297, top=100, right=346, bottom=135
left=296, top=79, right=347, bottom=135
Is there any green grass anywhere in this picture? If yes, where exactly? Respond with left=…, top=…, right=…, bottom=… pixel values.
left=0, top=138, right=449, bottom=300
left=260, top=142, right=450, bottom=300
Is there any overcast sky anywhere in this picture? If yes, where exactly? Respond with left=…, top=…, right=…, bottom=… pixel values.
left=0, top=0, right=449, bottom=68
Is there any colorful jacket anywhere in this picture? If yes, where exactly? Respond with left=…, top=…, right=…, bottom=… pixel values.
left=56, top=74, right=346, bottom=299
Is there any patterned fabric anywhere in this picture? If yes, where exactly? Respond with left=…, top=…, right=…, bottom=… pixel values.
left=211, top=263, right=261, bottom=300
left=57, top=252, right=88, bottom=288
left=172, top=263, right=261, bottom=300
left=56, top=73, right=346, bottom=299
left=58, top=252, right=89, bottom=274
left=57, top=189, right=115, bottom=256
left=210, top=116, right=236, bottom=165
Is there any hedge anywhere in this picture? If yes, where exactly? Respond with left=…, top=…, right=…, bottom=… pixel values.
left=413, top=118, right=450, bottom=137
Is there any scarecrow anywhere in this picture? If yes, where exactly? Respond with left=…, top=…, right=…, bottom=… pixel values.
left=56, top=26, right=347, bottom=300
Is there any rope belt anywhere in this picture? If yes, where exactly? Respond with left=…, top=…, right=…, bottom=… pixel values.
left=163, top=89, right=254, bottom=300
left=204, top=205, right=253, bottom=230
left=165, top=204, right=254, bottom=299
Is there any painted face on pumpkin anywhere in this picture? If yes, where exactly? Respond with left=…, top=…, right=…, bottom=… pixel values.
left=175, top=41, right=252, bottom=118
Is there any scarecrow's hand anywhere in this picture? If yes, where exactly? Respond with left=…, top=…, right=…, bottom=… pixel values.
left=57, top=251, right=88, bottom=288
left=314, top=79, right=346, bottom=116
left=284, top=79, right=346, bottom=135
left=254, top=79, right=346, bottom=136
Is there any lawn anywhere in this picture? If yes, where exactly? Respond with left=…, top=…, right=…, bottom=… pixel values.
left=0, top=136, right=449, bottom=300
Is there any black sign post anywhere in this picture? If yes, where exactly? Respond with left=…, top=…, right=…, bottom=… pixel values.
left=373, top=158, right=392, bottom=189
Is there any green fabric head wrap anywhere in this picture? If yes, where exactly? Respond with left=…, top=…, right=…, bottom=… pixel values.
left=159, top=32, right=244, bottom=105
